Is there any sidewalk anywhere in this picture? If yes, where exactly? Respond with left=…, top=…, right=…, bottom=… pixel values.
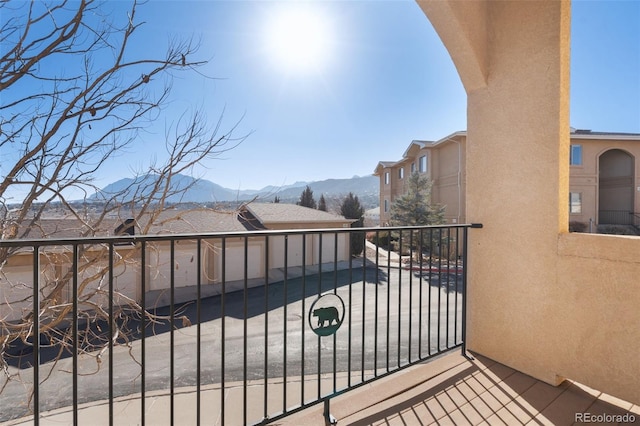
left=6, top=351, right=638, bottom=425
left=365, top=240, right=402, bottom=266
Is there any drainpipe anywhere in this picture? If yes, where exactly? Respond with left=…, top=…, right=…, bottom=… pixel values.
left=456, top=139, right=462, bottom=224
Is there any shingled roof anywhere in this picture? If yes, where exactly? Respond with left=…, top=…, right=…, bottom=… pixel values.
left=7, top=203, right=354, bottom=241
left=9, top=217, right=122, bottom=239
left=244, top=203, right=354, bottom=226
left=139, top=208, right=263, bottom=234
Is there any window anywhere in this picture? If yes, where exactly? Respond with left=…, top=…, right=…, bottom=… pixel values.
left=419, top=155, right=427, bottom=173
left=384, top=172, right=390, bottom=185
left=570, top=145, right=582, bottom=165
left=411, top=163, right=416, bottom=173
left=569, top=192, right=582, bottom=214
left=398, top=168, right=404, bottom=179
left=384, top=199, right=389, bottom=212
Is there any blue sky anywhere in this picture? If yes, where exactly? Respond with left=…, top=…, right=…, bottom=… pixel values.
left=4, top=0, right=640, bottom=196
left=123, top=0, right=468, bottom=191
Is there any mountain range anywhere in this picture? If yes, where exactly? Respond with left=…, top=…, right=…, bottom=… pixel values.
left=91, top=174, right=379, bottom=208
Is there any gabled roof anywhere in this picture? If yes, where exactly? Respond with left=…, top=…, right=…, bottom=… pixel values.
left=245, top=203, right=353, bottom=225
left=141, top=208, right=256, bottom=234
left=7, top=203, right=356, bottom=241
left=401, top=132, right=467, bottom=158
left=373, top=161, right=398, bottom=175
left=374, top=132, right=468, bottom=175
left=402, top=140, right=430, bottom=158
left=9, top=217, right=122, bottom=239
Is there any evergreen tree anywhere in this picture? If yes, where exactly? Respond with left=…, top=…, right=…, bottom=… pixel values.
left=340, top=192, right=365, bottom=256
left=274, top=196, right=280, bottom=203
left=389, top=172, right=444, bottom=226
left=297, top=185, right=317, bottom=209
left=318, top=194, right=327, bottom=211
left=389, top=172, right=445, bottom=258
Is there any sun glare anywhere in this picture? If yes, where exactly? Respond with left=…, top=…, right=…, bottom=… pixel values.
left=266, top=8, right=332, bottom=73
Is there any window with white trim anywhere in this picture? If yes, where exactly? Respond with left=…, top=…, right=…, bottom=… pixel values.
left=570, top=145, right=582, bottom=165
left=419, top=155, right=427, bottom=173
left=398, top=168, right=404, bottom=179
left=569, top=192, right=582, bottom=214
left=384, top=172, right=390, bottom=185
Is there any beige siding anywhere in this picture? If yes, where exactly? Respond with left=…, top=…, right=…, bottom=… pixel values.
left=379, top=134, right=638, bottom=227
left=376, top=135, right=467, bottom=225
left=570, top=137, right=640, bottom=225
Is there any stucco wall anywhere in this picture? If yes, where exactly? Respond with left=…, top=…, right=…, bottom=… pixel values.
left=432, top=141, right=464, bottom=223
left=420, top=0, right=639, bottom=405
left=557, top=233, right=640, bottom=403
left=0, top=254, right=38, bottom=322
left=0, top=247, right=139, bottom=323
left=570, top=137, right=640, bottom=225
left=147, top=241, right=207, bottom=291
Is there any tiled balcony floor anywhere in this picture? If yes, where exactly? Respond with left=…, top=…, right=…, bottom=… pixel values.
left=283, top=352, right=640, bottom=426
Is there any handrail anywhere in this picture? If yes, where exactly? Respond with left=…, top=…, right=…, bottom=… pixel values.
left=0, top=223, right=483, bottom=247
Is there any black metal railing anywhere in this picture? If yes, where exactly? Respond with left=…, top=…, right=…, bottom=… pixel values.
left=0, top=223, right=481, bottom=425
left=598, top=209, right=633, bottom=225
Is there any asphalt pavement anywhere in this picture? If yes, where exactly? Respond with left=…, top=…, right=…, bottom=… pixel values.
left=0, top=255, right=464, bottom=424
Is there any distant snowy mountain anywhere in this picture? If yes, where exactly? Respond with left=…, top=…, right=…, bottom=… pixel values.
left=90, top=174, right=378, bottom=205
left=268, top=176, right=378, bottom=200
left=90, top=174, right=236, bottom=203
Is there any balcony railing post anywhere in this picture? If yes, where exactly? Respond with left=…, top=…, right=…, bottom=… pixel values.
left=461, top=226, right=469, bottom=357
left=140, top=240, right=147, bottom=426
left=169, top=239, right=175, bottom=425
left=108, top=242, right=114, bottom=426
left=462, top=224, right=483, bottom=358
left=220, top=237, right=227, bottom=425
left=323, top=399, right=337, bottom=426
left=32, top=246, right=40, bottom=426
left=243, top=236, right=249, bottom=426
left=72, top=244, right=79, bottom=426
left=263, top=235, right=269, bottom=420
left=196, top=238, right=202, bottom=425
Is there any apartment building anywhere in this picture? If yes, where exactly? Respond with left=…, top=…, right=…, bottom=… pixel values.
left=374, top=131, right=466, bottom=225
left=374, top=129, right=640, bottom=228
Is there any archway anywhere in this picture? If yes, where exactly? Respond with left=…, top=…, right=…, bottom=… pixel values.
left=598, top=149, right=634, bottom=224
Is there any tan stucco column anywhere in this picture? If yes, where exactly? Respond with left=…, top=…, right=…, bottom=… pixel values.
left=419, top=1, right=571, bottom=385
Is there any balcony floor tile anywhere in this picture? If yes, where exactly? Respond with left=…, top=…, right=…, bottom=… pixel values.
left=296, top=352, right=639, bottom=426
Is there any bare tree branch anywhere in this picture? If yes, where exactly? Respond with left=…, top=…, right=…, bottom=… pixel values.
left=0, top=0, right=247, bottom=402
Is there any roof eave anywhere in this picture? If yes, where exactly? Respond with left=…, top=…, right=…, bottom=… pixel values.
left=570, top=133, right=640, bottom=141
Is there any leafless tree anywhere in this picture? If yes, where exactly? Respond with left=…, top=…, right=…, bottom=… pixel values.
left=0, top=0, right=246, bottom=406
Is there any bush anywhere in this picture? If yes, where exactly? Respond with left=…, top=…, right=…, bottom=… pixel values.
left=369, top=230, right=392, bottom=250
left=597, top=225, right=637, bottom=235
left=569, top=221, right=587, bottom=232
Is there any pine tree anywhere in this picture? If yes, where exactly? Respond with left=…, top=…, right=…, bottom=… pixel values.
left=274, top=196, right=280, bottom=203
left=297, top=185, right=317, bottom=209
left=389, top=172, right=445, bottom=259
left=318, top=194, right=327, bottom=211
left=389, top=172, right=444, bottom=226
left=340, top=192, right=365, bottom=256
